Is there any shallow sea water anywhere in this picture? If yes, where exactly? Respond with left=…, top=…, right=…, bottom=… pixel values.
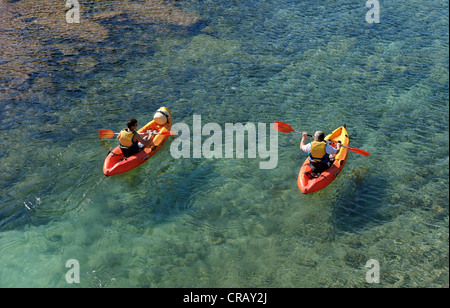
left=0, top=0, right=448, bottom=287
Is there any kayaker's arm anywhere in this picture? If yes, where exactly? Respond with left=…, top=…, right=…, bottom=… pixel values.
left=134, top=130, right=157, bottom=148
left=134, top=132, right=152, bottom=147
left=300, top=132, right=309, bottom=152
left=335, top=141, right=342, bottom=152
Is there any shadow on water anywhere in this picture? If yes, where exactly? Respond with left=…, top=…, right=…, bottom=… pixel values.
left=330, top=168, right=389, bottom=234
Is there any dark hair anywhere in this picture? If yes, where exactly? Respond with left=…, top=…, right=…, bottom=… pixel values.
left=126, top=118, right=138, bottom=129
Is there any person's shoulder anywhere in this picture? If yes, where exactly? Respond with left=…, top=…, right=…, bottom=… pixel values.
left=301, top=143, right=311, bottom=152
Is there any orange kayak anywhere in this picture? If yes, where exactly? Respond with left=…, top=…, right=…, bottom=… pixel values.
left=103, top=108, right=172, bottom=176
left=297, top=126, right=350, bottom=194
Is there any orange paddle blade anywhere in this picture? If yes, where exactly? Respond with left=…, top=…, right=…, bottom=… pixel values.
left=273, top=121, right=295, bottom=133
left=329, top=141, right=371, bottom=157
left=98, top=129, right=116, bottom=139
left=348, top=147, right=370, bottom=157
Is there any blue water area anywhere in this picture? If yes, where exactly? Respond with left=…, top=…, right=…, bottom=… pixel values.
left=0, top=0, right=448, bottom=287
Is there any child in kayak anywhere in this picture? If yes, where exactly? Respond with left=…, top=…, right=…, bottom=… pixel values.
left=117, top=118, right=154, bottom=157
left=117, top=107, right=172, bottom=158
left=300, top=131, right=341, bottom=175
left=140, top=107, right=172, bottom=150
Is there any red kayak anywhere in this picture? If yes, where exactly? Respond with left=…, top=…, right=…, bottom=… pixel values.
left=297, top=126, right=350, bottom=194
left=103, top=108, right=172, bottom=176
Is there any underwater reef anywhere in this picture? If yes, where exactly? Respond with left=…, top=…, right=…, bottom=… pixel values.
left=0, top=0, right=202, bottom=101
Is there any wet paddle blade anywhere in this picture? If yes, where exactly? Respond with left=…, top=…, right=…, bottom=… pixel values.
left=349, top=147, right=370, bottom=157
left=273, top=121, right=295, bottom=133
left=98, top=129, right=116, bottom=139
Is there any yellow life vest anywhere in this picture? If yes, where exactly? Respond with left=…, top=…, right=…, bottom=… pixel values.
left=118, top=129, right=136, bottom=147
left=309, top=140, right=328, bottom=163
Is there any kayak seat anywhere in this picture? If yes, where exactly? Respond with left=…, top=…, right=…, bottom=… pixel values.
left=108, top=150, right=122, bottom=157
left=120, top=144, right=139, bottom=158
left=304, top=172, right=328, bottom=179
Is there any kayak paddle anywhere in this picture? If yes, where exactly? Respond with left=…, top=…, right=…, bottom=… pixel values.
left=98, top=129, right=178, bottom=139
left=331, top=142, right=370, bottom=157
left=273, top=121, right=312, bottom=136
left=273, top=121, right=370, bottom=157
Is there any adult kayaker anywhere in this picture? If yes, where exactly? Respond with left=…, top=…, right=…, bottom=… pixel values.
left=300, top=131, right=341, bottom=175
left=117, top=118, right=154, bottom=157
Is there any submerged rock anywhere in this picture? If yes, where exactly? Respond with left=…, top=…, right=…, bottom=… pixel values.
left=0, top=0, right=203, bottom=99
left=119, top=0, right=201, bottom=27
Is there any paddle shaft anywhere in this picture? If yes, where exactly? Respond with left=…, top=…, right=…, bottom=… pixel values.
left=274, top=121, right=370, bottom=157
left=292, top=130, right=312, bottom=137
left=110, top=132, right=152, bottom=136
left=328, top=140, right=370, bottom=156
left=99, top=128, right=178, bottom=139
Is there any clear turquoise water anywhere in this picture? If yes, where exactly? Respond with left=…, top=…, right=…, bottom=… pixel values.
left=0, top=0, right=448, bottom=287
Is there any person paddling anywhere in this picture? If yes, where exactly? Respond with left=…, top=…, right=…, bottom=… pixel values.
left=300, top=130, right=341, bottom=175
left=117, top=118, right=154, bottom=157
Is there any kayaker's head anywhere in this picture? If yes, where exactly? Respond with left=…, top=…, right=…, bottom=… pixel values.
left=126, top=118, right=138, bottom=130
left=313, top=131, right=325, bottom=141
left=153, top=107, right=171, bottom=125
